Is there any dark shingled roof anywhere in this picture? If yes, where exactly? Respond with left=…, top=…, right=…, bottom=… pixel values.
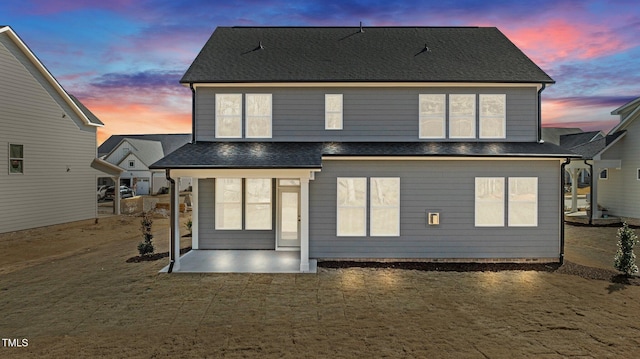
left=69, top=95, right=104, bottom=126
left=98, top=134, right=192, bottom=157
left=559, top=131, right=602, bottom=149
left=568, top=131, right=626, bottom=159
left=181, top=27, right=554, bottom=84
left=150, top=141, right=577, bottom=169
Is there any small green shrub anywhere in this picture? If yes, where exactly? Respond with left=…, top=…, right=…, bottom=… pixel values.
left=137, top=210, right=155, bottom=256
left=614, top=222, right=638, bottom=276
left=185, top=218, right=192, bottom=235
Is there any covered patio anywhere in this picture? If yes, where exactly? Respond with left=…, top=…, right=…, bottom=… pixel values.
left=160, top=250, right=318, bottom=273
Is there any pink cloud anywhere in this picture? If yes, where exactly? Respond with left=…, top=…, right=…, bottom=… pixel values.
left=504, top=19, right=633, bottom=66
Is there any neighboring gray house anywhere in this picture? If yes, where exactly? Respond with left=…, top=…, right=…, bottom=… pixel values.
left=151, top=26, right=577, bottom=272
left=98, top=134, right=191, bottom=194
left=0, top=26, right=121, bottom=233
left=567, top=96, right=640, bottom=223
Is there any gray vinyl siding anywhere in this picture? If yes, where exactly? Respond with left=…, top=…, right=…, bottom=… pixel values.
left=309, top=159, right=561, bottom=259
left=0, top=33, right=98, bottom=233
left=198, top=178, right=276, bottom=249
left=195, top=87, right=538, bottom=142
left=599, top=119, right=640, bottom=219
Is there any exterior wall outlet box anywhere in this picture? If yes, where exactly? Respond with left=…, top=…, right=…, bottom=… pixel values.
left=428, top=212, right=440, bottom=226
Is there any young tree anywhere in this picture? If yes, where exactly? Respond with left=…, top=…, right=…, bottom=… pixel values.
left=614, top=222, right=638, bottom=276
left=137, top=210, right=155, bottom=256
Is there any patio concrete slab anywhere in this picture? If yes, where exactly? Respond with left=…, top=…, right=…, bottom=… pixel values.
left=159, top=249, right=317, bottom=273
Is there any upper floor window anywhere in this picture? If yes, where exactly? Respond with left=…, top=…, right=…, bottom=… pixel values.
left=419, top=94, right=446, bottom=139
left=245, top=94, right=272, bottom=138
left=325, top=94, right=343, bottom=130
left=479, top=94, right=506, bottom=139
left=449, top=94, right=476, bottom=138
left=215, top=94, right=242, bottom=138
left=9, top=144, right=24, bottom=174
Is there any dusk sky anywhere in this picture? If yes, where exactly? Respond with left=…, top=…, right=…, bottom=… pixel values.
left=3, top=0, right=639, bottom=145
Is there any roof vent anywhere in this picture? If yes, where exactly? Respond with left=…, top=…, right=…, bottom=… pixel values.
left=258, top=41, right=264, bottom=50
left=359, top=21, right=364, bottom=33
left=423, top=44, right=431, bottom=52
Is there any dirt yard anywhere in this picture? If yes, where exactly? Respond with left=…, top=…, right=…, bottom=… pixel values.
left=1, top=214, right=639, bottom=358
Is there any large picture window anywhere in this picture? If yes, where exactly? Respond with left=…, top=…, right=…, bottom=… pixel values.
left=245, top=178, right=272, bottom=230
left=370, top=177, right=400, bottom=236
left=475, top=177, right=505, bottom=227
left=325, top=94, right=343, bottom=130
left=419, top=94, right=446, bottom=139
left=9, top=144, right=23, bottom=174
left=215, top=178, right=242, bottom=229
left=215, top=94, right=242, bottom=138
left=336, top=177, right=366, bottom=236
left=246, top=94, right=272, bottom=138
left=508, top=177, right=538, bottom=227
left=449, top=94, right=476, bottom=138
left=479, top=94, right=506, bottom=139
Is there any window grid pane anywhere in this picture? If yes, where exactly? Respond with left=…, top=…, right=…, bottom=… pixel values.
left=449, top=94, right=476, bottom=138
left=475, top=177, right=505, bottom=227
left=370, top=177, right=400, bottom=236
left=479, top=94, right=506, bottom=139
left=9, top=144, right=23, bottom=174
left=325, top=94, right=343, bottom=130
left=245, top=178, right=272, bottom=230
left=508, top=177, right=537, bottom=227
left=336, top=177, right=366, bottom=236
left=419, top=94, right=446, bottom=139
left=215, top=94, right=242, bottom=138
left=246, top=94, right=272, bottom=138
left=215, top=178, right=242, bottom=229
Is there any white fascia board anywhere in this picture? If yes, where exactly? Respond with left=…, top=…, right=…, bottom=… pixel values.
left=608, top=105, right=640, bottom=134
left=322, top=156, right=566, bottom=162
left=611, top=96, right=640, bottom=115
left=2, top=26, right=99, bottom=127
left=189, top=82, right=543, bottom=90
left=169, top=168, right=320, bottom=179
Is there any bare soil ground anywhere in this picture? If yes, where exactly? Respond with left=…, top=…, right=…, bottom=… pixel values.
left=1, top=215, right=640, bottom=358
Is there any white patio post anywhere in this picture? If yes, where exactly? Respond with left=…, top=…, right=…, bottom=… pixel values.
left=300, top=177, right=310, bottom=272
left=173, top=177, right=181, bottom=271
left=191, top=178, right=199, bottom=249
left=114, top=175, right=121, bottom=215
left=591, top=168, right=599, bottom=221
left=570, top=168, right=579, bottom=212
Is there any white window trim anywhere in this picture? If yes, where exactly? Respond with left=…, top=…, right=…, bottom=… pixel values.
left=508, top=177, right=538, bottom=227
left=336, top=177, right=367, bottom=237
left=370, top=177, right=400, bottom=237
left=244, top=178, right=272, bottom=230
left=479, top=94, right=506, bottom=139
left=215, top=178, right=243, bottom=230
left=474, top=177, right=505, bottom=227
left=449, top=94, right=476, bottom=139
left=215, top=93, right=243, bottom=139
left=8, top=143, right=24, bottom=175
left=637, top=168, right=640, bottom=181
left=419, top=94, right=446, bottom=139
left=245, top=93, right=272, bottom=139
left=325, top=94, right=343, bottom=130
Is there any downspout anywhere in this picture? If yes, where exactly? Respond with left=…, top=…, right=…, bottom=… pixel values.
left=584, top=160, right=595, bottom=225
left=537, top=83, right=547, bottom=143
left=166, top=169, right=176, bottom=273
left=190, top=83, right=196, bottom=144
left=560, top=158, right=571, bottom=265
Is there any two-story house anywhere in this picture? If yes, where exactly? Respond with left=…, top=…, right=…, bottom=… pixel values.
left=151, top=26, right=577, bottom=273
left=1, top=26, right=122, bottom=233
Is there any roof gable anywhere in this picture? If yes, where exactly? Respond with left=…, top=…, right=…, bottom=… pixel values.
left=98, top=134, right=191, bottom=157
left=182, top=26, right=554, bottom=84
left=0, top=26, right=102, bottom=127
left=609, top=95, right=640, bottom=134
left=105, top=138, right=164, bottom=167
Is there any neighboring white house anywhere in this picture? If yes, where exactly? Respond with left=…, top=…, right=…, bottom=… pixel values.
left=0, top=26, right=121, bottom=233
left=99, top=135, right=192, bottom=195
left=595, top=97, right=640, bottom=222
